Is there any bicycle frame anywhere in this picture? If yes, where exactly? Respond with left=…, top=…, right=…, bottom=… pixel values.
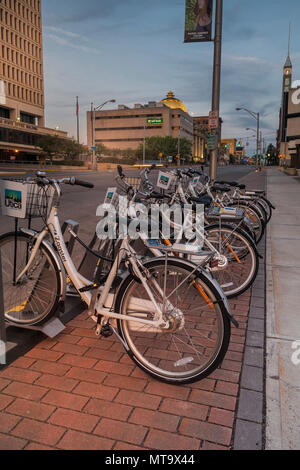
left=16, top=205, right=188, bottom=330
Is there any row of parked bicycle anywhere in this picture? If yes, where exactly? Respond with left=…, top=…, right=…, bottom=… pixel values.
left=0, top=166, right=273, bottom=384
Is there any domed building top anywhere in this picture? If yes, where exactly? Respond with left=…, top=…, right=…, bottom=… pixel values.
left=160, top=91, right=189, bottom=114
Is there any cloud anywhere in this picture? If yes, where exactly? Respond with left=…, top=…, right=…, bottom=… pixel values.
left=44, top=26, right=89, bottom=42
left=44, top=32, right=99, bottom=55
left=224, top=54, right=271, bottom=66
left=44, top=0, right=178, bottom=26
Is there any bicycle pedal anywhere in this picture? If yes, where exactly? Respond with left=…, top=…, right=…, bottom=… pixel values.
left=100, top=324, right=113, bottom=338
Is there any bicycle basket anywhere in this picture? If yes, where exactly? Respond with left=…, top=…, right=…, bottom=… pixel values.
left=26, top=182, right=55, bottom=219
left=0, top=178, right=55, bottom=219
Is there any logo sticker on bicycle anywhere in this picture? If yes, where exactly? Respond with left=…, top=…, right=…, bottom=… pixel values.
left=156, top=171, right=175, bottom=190
left=0, top=180, right=28, bottom=219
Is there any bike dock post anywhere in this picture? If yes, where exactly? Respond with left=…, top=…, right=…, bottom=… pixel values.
left=0, top=250, right=7, bottom=367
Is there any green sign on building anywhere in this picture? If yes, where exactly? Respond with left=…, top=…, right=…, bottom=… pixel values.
left=147, top=118, right=164, bottom=125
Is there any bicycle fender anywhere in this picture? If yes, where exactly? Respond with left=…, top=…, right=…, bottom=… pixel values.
left=122, top=257, right=239, bottom=329
left=261, top=195, right=276, bottom=210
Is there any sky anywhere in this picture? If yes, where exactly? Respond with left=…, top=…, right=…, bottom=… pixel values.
left=41, top=0, right=300, bottom=154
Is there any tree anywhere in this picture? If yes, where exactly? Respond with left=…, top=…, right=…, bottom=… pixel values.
left=37, top=135, right=64, bottom=161
left=63, top=140, right=86, bottom=160
left=135, top=136, right=192, bottom=162
left=96, top=143, right=108, bottom=157
left=266, top=143, right=278, bottom=166
left=37, top=135, right=85, bottom=161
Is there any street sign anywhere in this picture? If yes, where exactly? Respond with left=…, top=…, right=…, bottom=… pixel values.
left=207, top=132, right=217, bottom=150
left=209, top=111, right=219, bottom=129
left=147, top=118, right=163, bottom=125
left=90, top=146, right=97, bottom=152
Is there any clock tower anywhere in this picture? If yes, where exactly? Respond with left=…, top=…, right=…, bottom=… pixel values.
left=279, top=32, right=293, bottom=145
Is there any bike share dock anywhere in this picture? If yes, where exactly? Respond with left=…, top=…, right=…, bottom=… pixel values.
left=0, top=175, right=93, bottom=368
left=0, top=169, right=269, bottom=451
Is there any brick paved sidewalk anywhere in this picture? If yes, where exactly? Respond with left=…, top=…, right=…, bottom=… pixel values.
left=0, top=169, right=266, bottom=451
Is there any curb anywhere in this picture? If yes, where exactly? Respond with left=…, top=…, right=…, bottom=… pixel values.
left=233, top=173, right=266, bottom=450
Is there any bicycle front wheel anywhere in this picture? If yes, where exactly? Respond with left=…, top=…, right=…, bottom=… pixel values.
left=116, top=259, right=231, bottom=384
left=0, top=232, right=61, bottom=325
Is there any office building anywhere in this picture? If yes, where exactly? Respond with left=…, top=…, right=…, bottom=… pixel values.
left=87, top=91, right=194, bottom=152
left=0, top=0, right=67, bottom=161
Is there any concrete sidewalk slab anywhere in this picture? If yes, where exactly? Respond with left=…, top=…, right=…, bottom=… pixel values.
left=266, top=168, right=300, bottom=450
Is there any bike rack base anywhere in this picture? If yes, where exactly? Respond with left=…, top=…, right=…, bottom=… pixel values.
left=5, top=316, right=66, bottom=338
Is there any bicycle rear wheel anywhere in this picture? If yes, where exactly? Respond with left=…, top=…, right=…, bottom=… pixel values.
left=116, top=259, right=231, bottom=384
left=0, top=232, right=61, bottom=325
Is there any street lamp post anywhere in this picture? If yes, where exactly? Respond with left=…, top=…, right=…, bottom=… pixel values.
left=91, top=99, right=116, bottom=171
left=177, top=127, right=181, bottom=167
left=143, top=125, right=146, bottom=166
left=210, top=0, right=223, bottom=181
left=237, top=107, right=260, bottom=170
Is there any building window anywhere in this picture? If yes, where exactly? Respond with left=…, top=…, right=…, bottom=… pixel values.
left=20, top=111, right=36, bottom=124
left=0, top=106, right=10, bottom=119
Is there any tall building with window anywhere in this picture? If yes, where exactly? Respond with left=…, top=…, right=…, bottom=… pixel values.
left=0, top=0, right=67, bottom=161
left=87, top=92, right=194, bottom=153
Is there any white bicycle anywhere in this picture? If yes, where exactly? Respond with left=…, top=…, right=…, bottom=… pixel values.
left=0, top=172, right=238, bottom=384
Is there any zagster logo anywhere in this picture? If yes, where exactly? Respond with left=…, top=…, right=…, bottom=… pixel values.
left=291, top=340, right=300, bottom=366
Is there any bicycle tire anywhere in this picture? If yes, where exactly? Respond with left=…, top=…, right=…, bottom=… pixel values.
left=115, top=258, right=231, bottom=384
left=0, top=231, right=62, bottom=325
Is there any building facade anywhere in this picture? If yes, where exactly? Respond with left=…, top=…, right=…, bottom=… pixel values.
left=285, top=86, right=300, bottom=168
left=193, top=116, right=209, bottom=162
left=276, top=50, right=300, bottom=168
left=87, top=92, right=194, bottom=153
left=0, top=0, right=67, bottom=161
left=221, top=138, right=237, bottom=156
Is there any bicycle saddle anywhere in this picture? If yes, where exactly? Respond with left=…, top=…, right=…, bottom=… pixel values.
left=188, top=195, right=212, bottom=207
left=212, top=184, right=231, bottom=193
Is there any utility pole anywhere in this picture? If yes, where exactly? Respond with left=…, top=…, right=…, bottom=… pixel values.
left=210, top=0, right=223, bottom=181
left=91, top=102, right=96, bottom=170
left=143, top=125, right=146, bottom=165
left=256, top=113, right=260, bottom=169
left=76, top=96, right=80, bottom=144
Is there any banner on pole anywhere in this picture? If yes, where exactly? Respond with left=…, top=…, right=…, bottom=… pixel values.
left=184, top=0, right=213, bottom=43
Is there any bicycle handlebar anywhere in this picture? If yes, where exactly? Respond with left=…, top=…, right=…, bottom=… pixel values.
left=28, top=173, right=94, bottom=189
left=71, top=178, right=94, bottom=189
